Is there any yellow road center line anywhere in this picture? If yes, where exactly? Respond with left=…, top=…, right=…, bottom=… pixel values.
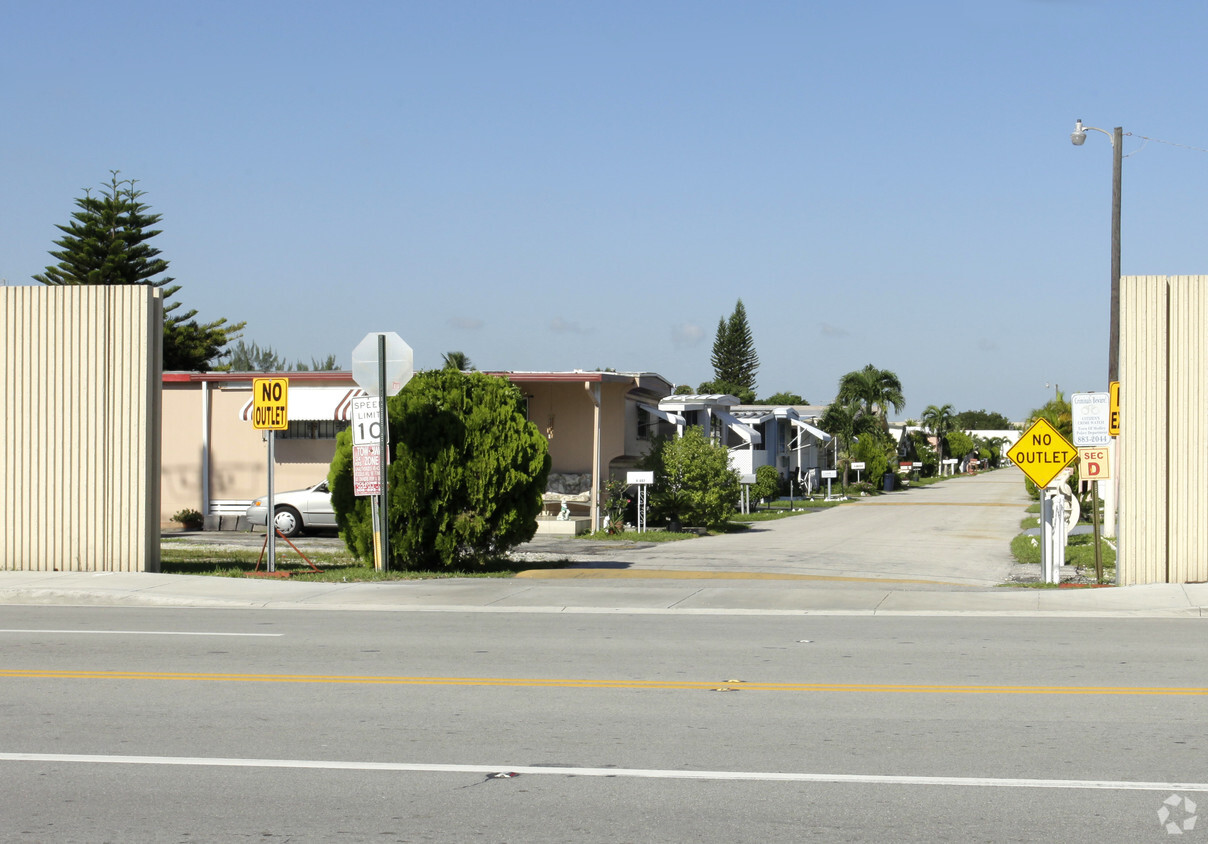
left=854, top=501, right=1026, bottom=507
left=0, top=669, right=1203, bottom=696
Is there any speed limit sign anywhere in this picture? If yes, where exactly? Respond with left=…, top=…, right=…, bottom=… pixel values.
left=351, top=396, right=384, bottom=446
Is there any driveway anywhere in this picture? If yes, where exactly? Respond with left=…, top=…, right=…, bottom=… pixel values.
left=569, top=468, right=1032, bottom=586
left=166, top=469, right=1032, bottom=587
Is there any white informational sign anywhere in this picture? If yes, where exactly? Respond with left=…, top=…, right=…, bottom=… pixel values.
left=353, top=444, right=382, bottom=496
left=351, top=396, right=383, bottom=446
left=1071, top=392, right=1112, bottom=447
left=741, top=473, right=757, bottom=484
left=850, top=462, right=866, bottom=470
left=821, top=469, right=838, bottom=479
left=626, top=471, right=654, bottom=485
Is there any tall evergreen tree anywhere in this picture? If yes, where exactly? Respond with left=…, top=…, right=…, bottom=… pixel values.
left=709, top=299, right=759, bottom=395
left=708, top=316, right=730, bottom=381
left=34, top=172, right=243, bottom=371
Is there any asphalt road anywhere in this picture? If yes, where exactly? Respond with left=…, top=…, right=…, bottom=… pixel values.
left=2, top=605, right=1205, bottom=842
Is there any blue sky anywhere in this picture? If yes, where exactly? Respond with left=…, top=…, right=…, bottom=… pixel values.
left=4, top=1, right=1206, bottom=421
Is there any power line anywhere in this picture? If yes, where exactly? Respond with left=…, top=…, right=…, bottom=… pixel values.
left=1125, top=132, right=1208, bottom=155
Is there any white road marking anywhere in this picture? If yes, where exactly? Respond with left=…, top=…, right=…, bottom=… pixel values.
left=0, top=629, right=282, bottom=637
left=1, top=752, right=1205, bottom=792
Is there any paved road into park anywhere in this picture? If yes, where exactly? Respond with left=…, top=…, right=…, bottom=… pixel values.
left=544, top=468, right=1032, bottom=586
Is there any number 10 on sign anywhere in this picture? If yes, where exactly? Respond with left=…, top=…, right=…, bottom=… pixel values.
left=351, top=396, right=383, bottom=446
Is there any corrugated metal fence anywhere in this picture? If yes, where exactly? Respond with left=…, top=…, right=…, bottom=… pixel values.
left=1, top=286, right=162, bottom=572
left=1119, top=274, right=1208, bottom=584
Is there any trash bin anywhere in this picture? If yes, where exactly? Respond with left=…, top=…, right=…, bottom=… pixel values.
left=882, top=471, right=895, bottom=492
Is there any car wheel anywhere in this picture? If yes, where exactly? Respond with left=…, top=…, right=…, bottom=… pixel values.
left=273, top=506, right=303, bottom=538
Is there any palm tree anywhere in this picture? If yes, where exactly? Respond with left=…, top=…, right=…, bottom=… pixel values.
left=1029, top=390, right=1072, bottom=441
left=920, top=403, right=955, bottom=471
left=442, top=350, right=474, bottom=371
left=837, top=364, right=905, bottom=429
left=819, top=399, right=880, bottom=488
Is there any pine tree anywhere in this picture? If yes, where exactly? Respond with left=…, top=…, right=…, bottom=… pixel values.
left=34, top=172, right=243, bottom=371
left=709, top=316, right=730, bottom=381
left=708, top=299, right=759, bottom=396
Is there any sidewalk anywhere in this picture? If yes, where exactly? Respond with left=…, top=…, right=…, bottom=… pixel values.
left=0, top=569, right=1204, bottom=618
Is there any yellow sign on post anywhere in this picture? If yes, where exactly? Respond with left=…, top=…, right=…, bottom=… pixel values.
left=1007, top=418, right=1076, bottom=488
left=252, top=378, right=289, bottom=430
left=1108, top=380, right=1120, bottom=436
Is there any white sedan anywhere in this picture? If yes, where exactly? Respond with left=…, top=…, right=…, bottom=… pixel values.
left=245, top=481, right=336, bottom=538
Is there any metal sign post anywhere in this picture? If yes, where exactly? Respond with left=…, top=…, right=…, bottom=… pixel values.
left=252, top=378, right=289, bottom=573
left=851, top=461, right=865, bottom=484
left=626, top=471, right=653, bottom=533
left=1072, top=392, right=1111, bottom=584
left=351, top=332, right=413, bottom=573
left=377, top=334, right=390, bottom=573
left=740, top=473, right=756, bottom=514
left=266, top=431, right=275, bottom=572
left=822, top=469, right=838, bottom=501
left=1079, top=446, right=1112, bottom=584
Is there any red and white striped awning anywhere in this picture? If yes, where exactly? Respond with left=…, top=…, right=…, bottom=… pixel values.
left=239, top=387, right=367, bottom=422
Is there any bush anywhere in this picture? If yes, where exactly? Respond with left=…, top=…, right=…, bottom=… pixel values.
left=171, top=508, right=204, bottom=530
left=602, top=479, right=630, bottom=534
left=909, top=432, right=939, bottom=477
left=644, top=427, right=740, bottom=529
left=851, top=433, right=892, bottom=487
left=752, top=465, right=780, bottom=506
left=329, top=370, right=550, bottom=569
left=946, top=431, right=975, bottom=463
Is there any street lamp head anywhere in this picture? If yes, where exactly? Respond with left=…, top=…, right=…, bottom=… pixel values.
left=1071, top=119, right=1087, bottom=145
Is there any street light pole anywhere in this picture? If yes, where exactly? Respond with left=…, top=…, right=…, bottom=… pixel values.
left=1071, top=120, right=1123, bottom=382
left=1071, top=120, right=1123, bottom=545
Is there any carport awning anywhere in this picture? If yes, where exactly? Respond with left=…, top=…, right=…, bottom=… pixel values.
left=637, top=403, right=685, bottom=426
left=791, top=418, right=831, bottom=441
left=239, top=387, right=367, bottom=422
left=714, top=409, right=762, bottom=446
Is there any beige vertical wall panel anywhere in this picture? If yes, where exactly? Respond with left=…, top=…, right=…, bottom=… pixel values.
left=1166, top=276, right=1208, bottom=583
left=0, top=286, right=161, bottom=572
left=1119, top=275, right=1168, bottom=585
left=1119, top=275, right=1208, bottom=585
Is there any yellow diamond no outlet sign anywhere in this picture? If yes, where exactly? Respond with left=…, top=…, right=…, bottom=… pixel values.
left=1007, top=418, right=1076, bottom=488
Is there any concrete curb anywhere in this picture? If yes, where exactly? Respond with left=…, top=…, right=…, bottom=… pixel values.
left=0, top=572, right=1204, bottom=619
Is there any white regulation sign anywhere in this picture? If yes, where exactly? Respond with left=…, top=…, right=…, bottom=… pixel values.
left=351, top=396, right=384, bottom=446
left=353, top=444, right=382, bottom=496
